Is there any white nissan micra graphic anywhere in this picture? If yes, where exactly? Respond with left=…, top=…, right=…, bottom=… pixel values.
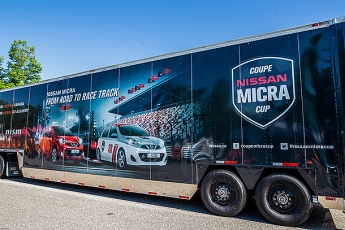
left=97, top=124, right=167, bottom=168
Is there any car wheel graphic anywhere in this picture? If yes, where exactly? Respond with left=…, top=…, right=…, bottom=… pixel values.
left=96, top=148, right=102, bottom=161
left=37, top=146, right=42, bottom=158
left=51, top=147, right=58, bottom=163
left=117, top=148, right=127, bottom=169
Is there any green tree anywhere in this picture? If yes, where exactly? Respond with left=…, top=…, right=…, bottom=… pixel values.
left=0, top=40, right=42, bottom=90
left=0, top=56, right=6, bottom=89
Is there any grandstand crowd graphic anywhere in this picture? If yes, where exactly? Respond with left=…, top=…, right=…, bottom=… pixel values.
left=1, top=32, right=337, bottom=184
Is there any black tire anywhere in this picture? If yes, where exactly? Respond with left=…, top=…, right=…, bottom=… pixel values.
left=201, top=170, right=247, bottom=217
left=0, top=155, right=7, bottom=178
left=117, top=148, right=127, bottom=169
left=255, top=174, right=313, bottom=227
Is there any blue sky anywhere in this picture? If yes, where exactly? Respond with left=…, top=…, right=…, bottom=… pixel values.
left=0, top=0, right=344, bottom=80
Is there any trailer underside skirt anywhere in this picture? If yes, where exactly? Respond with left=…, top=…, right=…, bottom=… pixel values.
left=22, top=167, right=198, bottom=200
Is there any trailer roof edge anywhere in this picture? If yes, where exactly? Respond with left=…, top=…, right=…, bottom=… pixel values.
left=1, top=16, right=344, bottom=92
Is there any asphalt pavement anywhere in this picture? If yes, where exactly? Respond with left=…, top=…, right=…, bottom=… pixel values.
left=0, top=177, right=340, bottom=230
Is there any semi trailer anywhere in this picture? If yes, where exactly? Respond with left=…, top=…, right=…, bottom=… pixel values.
left=1, top=16, right=345, bottom=227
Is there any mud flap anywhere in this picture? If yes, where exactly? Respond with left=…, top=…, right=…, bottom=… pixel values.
left=6, top=161, right=22, bottom=177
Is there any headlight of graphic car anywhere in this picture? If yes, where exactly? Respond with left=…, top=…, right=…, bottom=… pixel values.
left=126, top=138, right=139, bottom=146
left=78, top=137, right=82, bottom=144
left=158, top=139, right=165, bottom=148
left=59, top=138, right=66, bottom=144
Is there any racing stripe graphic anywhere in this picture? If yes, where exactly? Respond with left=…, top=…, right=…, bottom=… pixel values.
left=112, top=145, right=119, bottom=162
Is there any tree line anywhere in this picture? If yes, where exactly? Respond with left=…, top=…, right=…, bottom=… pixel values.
left=0, top=40, right=42, bottom=89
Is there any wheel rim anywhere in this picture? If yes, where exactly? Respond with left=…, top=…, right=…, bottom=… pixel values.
left=211, top=180, right=235, bottom=206
left=52, top=148, right=58, bottom=162
left=117, top=150, right=125, bottom=168
left=268, top=186, right=297, bottom=213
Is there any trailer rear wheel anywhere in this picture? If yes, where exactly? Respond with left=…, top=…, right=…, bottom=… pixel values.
left=201, top=170, right=247, bottom=217
left=255, top=174, right=313, bottom=227
left=0, top=155, right=7, bottom=178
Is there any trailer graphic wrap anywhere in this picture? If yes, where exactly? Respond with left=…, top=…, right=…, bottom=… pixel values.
left=232, top=57, right=295, bottom=128
left=16, top=56, right=198, bottom=183
left=2, top=18, right=345, bottom=227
